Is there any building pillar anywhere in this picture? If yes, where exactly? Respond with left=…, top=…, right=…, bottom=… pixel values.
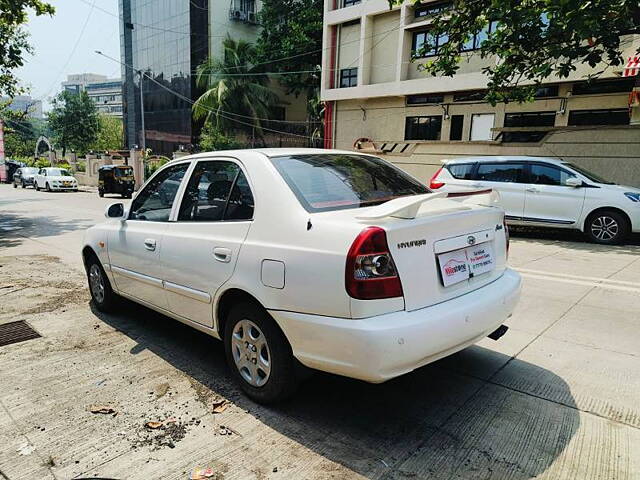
left=130, top=148, right=145, bottom=190
left=359, top=15, right=373, bottom=86
left=630, top=80, right=640, bottom=125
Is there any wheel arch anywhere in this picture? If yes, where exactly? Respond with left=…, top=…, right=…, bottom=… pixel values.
left=583, top=206, right=631, bottom=233
left=82, top=246, right=99, bottom=272
left=215, top=288, right=273, bottom=339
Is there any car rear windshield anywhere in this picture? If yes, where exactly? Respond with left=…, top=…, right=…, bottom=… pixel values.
left=270, top=154, right=429, bottom=212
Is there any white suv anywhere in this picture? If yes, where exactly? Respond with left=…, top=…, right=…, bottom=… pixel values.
left=430, top=156, right=640, bottom=244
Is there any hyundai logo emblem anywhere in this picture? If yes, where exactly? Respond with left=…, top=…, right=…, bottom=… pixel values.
left=467, top=235, right=476, bottom=245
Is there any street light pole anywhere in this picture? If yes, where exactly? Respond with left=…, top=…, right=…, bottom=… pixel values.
left=138, top=70, right=146, bottom=152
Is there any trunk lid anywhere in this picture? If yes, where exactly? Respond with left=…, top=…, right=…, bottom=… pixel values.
left=384, top=200, right=507, bottom=311
left=319, top=194, right=508, bottom=312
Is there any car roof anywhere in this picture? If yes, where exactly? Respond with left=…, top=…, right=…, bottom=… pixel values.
left=443, top=156, right=564, bottom=166
left=165, top=148, right=375, bottom=164
left=100, top=164, right=132, bottom=169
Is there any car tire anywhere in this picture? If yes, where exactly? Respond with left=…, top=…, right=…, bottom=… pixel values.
left=224, top=302, right=298, bottom=404
left=13, top=182, right=17, bottom=188
left=585, top=210, right=629, bottom=245
left=35, top=182, right=40, bottom=191
left=21, top=181, right=26, bottom=189
left=46, top=182, right=51, bottom=192
left=86, top=255, right=119, bottom=313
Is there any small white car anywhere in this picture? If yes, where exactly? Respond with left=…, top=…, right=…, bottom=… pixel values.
left=34, top=167, right=79, bottom=192
left=82, top=149, right=521, bottom=403
left=430, top=156, right=640, bottom=244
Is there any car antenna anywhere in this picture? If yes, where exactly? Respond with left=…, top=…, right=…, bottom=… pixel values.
left=307, top=219, right=312, bottom=231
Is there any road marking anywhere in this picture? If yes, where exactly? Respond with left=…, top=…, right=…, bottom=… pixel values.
left=516, top=268, right=640, bottom=293
left=516, top=268, right=640, bottom=287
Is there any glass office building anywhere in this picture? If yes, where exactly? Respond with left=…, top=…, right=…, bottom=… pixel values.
left=119, top=0, right=209, bottom=154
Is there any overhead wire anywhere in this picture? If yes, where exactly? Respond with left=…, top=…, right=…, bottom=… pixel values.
left=97, top=51, right=319, bottom=138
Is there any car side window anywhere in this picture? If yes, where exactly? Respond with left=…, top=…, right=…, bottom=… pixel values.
left=129, top=163, right=189, bottom=222
left=224, top=170, right=254, bottom=220
left=447, top=163, right=475, bottom=180
left=178, top=161, right=253, bottom=222
left=530, top=164, right=571, bottom=186
left=476, top=163, right=524, bottom=183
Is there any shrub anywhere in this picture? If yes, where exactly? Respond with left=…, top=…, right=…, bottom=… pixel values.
left=199, top=123, right=241, bottom=152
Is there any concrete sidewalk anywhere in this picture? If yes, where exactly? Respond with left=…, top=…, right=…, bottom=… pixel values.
left=1, top=184, right=639, bottom=479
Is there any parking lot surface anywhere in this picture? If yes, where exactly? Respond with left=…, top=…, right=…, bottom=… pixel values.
left=1, top=185, right=639, bottom=479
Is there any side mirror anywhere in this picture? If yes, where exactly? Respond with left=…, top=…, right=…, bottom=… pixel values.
left=105, top=202, right=126, bottom=219
left=565, top=176, right=582, bottom=188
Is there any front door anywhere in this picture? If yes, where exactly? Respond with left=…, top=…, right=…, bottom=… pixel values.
left=108, top=162, right=190, bottom=309
left=161, top=159, right=254, bottom=327
left=473, top=162, right=527, bottom=220
left=523, top=163, right=586, bottom=225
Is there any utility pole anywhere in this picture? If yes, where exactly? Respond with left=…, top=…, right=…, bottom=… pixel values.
left=139, top=70, right=146, bottom=152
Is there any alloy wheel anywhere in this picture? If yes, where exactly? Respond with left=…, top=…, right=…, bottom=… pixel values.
left=89, top=264, right=105, bottom=304
left=231, top=319, right=271, bottom=387
left=591, top=215, right=619, bottom=242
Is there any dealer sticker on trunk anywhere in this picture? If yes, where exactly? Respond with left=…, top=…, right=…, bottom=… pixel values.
left=437, top=243, right=495, bottom=287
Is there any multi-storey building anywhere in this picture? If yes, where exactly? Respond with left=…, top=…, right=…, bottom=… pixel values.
left=61, top=74, right=123, bottom=117
left=321, top=0, right=640, bottom=185
left=1, top=95, right=43, bottom=119
left=118, top=0, right=306, bottom=155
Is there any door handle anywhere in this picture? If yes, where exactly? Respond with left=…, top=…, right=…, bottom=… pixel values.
left=213, top=247, right=232, bottom=263
left=525, top=187, right=539, bottom=193
left=144, top=238, right=156, bottom=251
left=471, top=183, right=484, bottom=188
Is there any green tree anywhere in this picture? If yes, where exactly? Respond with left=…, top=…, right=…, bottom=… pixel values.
left=89, top=114, right=123, bottom=152
left=47, top=90, right=99, bottom=157
left=396, top=0, right=640, bottom=104
left=0, top=0, right=54, bottom=97
left=193, top=37, right=280, bottom=140
left=199, top=122, right=241, bottom=151
left=254, top=0, right=322, bottom=97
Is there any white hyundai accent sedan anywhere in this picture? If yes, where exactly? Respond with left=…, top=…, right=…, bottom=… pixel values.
left=82, top=149, right=521, bottom=403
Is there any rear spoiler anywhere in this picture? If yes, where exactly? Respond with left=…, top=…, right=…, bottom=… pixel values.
left=355, top=189, right=500, bottom=220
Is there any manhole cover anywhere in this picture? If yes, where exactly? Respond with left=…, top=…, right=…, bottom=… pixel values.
left=0, top=320, right=41, bottom=347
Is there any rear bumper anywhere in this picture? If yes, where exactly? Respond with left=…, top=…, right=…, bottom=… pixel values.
left=270, top=268, right=521, bottom=383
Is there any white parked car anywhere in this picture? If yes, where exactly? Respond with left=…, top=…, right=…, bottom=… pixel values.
left=82, top=149, right=521, bottom=403
left=34, top=167, right=79, bottom=192
left=430, top=156, right=640, bottom=245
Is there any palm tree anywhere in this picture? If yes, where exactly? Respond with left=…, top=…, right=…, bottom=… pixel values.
left=192, top=37, right=280, bottom=141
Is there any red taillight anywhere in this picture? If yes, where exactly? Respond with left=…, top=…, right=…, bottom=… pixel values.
left=429, top=167, right=445, bottom=189
left=345, top=227, right=403, bottom=300
left=504, top=216, right=510, bottom=258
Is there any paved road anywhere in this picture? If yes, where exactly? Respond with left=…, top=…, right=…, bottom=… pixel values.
left=1, top=183, right=639, bottom=479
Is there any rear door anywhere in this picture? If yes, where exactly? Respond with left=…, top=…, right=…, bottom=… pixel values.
left=108, top=161, right=190, bottom=309
left=161, top=159, right=254, bottom=327
left=523, top=163, right=586, bottom=225
left=473, top=162, right=526, bottom=221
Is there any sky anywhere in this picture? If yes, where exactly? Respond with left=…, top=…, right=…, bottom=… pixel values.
left=16, top=0, right=121, bottom=111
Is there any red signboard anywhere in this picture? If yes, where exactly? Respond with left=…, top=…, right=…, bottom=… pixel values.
left=623, top=56, right=639, bottom=77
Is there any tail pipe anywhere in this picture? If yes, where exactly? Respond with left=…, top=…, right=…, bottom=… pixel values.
left=488, top=324, right=509, bottom=341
